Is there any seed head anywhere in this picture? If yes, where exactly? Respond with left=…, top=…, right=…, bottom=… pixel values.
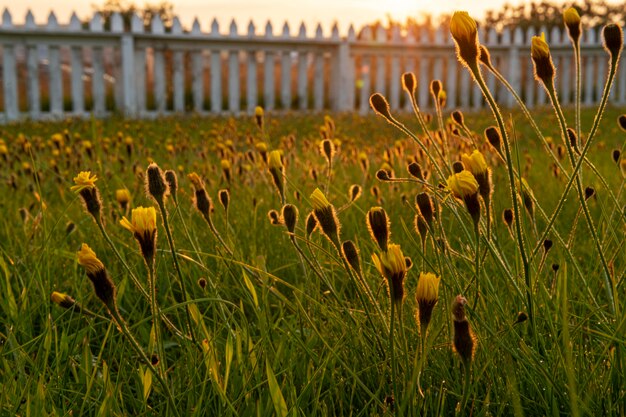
left=366, top=207, right=390, bottom=252
left=164, top=170, right=178, bottom=204
left=370, top=93, right=393, bottom=122
left=401, top=72, right=417, bottom=97
left=146, top=163, right=169, bottom=203
left=602, top=24, right=623, bottom=59
left=341, top=240, right=362, bottom=276
left=281, top=204, right=298, bottom=233
left=484, top=127, right=502, bottom=155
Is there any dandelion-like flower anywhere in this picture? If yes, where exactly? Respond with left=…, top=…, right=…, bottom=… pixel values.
left=77, top=243, right=118, bottom=312
left=366, top=207, right=390, bottom=252
left=450, top=12, right=480, bottom=67
left=310, top=188, right=340, bottom=247
left=415, top=272, right=440, bottom=334
left=70, top=171, right=98, bottom=193
left=447, top=171, right=481, bottom=226
left=462, top=150, right=492, bottom=203
left=372, top=244, right=407, bottom=305
left=531, top=33, right=555, bottom=84
left=120, top=207, right=158, bottom=266
left=563, top=7, right=581, bottom=44
left=71, top=171, right=102, bottom=222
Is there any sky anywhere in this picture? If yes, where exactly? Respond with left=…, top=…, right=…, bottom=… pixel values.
left=6, top=0, right=553, bottom=33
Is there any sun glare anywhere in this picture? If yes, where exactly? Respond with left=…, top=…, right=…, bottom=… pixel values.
left=384, top=0, right=420, bottom=20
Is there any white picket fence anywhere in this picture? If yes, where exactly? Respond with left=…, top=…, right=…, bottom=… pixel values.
left=1, top=9, right=625, bottom=122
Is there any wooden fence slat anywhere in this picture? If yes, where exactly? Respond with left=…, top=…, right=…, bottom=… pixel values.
left=247, top=21, right=258, bottom=113
left=2, top=9, right=18, bottom=121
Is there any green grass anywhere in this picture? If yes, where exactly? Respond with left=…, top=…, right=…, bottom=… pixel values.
left=0, top=103, right=624, bottom=416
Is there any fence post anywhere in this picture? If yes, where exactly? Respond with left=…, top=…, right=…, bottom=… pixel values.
left=210, top=19, right=222, bottom=114
left=313, top=24, right=324, bottom=111
left=25, top=11, right=40, bottom=119
left=525, top=26, right=536, bottom=109
left=191, top=18, right=204, bottom=113
left=151, top=15, right=166, bottom=113
left=280, top=22, right=292, bottom=109
left=228, top=19, right=240, bottom=113
left=68, top=12, right=85, bottom=116
left=172, top=17, right=185, bottom=113
left=296, top=23, right=308, bottom=110
left=418, top=27, right=429, bottom=109
left=507, top=27, right=522, bottom=107
left=328, top=23, right=340, bottom=110
left=131, top=13, right=146, bottom=116
left=264, top=21, right=276, bottom=110
left=404, top=29, right=416, bottom=112
left=90, top=13, right=105, bottom=116
left=247, top=20, right=258, bottom=113
left=2, top=9, right=18, bottom=121
left=335, top=27, right=353, bottom=111
left=389, top=24, right=401, bottom=110
left=46, top=12, right=63, bottom=117
left=359, top=25, right=372, bottom=115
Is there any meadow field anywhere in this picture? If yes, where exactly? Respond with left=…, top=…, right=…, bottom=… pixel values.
left=0, top=96, right=625, bottom=415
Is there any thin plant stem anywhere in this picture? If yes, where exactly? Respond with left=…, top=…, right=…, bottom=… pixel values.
left=148, top=264, right=167, bottom=378
left=108, top=309, right=181, bottom=417
left=544, top=81, right=615, bottom=313
left=95, top=217, right=185, bottom=339
left=156, top=199, right=197, bottom=343
left=468, top=61, right=534, bottom=334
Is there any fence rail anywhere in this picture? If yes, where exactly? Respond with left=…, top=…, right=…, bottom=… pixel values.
left=1, top=8, right=625, bottom=122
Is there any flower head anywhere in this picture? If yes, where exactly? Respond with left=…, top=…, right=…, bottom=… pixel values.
left=310, top=188, right=331, bottom=211
left=415, top=272, right=441, bottom=333
left=531, top=33, right=555, bottom=83
left=77, top=243, right=118, bottom=311
left=372, top=244, right=407, bottom=304
left=416, top=272, right=441, bottom=305
left=563, top=7, right=581, bottom=43
left=70, top=171, right=98, bottom=193
left=77, top=243, right=105, bottom=275
left=268, top=150, right=283, bottom=170
left=120, top=206, right=157, bottom=236
left=450, top=11, right=480, bottom=66
left=447, top=171, right=479, bottom=199
left=461, top=150, right=488, bottom=176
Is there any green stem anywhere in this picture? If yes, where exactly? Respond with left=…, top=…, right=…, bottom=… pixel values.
left=156, top=199, right=197, bottom=343
left=95, top=218, right=185, bottom=339
left=545, top=81, right=615, bottom=314
left=108, top=309, right=180, bottom=417
left=148, top=265, right=167, bottom=378
left=469, top=61, right=533, bottom=332
left=389, top=301, right=399, bottom=415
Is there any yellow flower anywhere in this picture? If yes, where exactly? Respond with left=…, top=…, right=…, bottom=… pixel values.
left=70, top=171, right=98, bottom=193
left=268, top=150, right=283, bottom=170
left=450, top=11, right=479, bottom=64
left=0, top=144, right=7, bottom=155
left=447, top=171, right=479, bottom=199
left=461, top=150, right=488, bottom=176
left=120, top=207, right=157, bottom=236
left=255, top=142, right=268, bottom=153
left=220, top=159, right=231, bottom=170
left=531, top=33, right=550, bottom=60
left=415, top=272, right=441, bottom=304
left=115, top=189, right=131, bottom=205
left=77, top=243, right=105, bottom=275
left=255, top=106, right=264, bottom=117
left=372, top=244, right=406, bottom=279
left=372, top=244, right=407, bottom=304
left=310, top=188, right=331, bottom=211
left=563, top=7, right=581, bottom=27
left=51, top=291, right=68, bottom=305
